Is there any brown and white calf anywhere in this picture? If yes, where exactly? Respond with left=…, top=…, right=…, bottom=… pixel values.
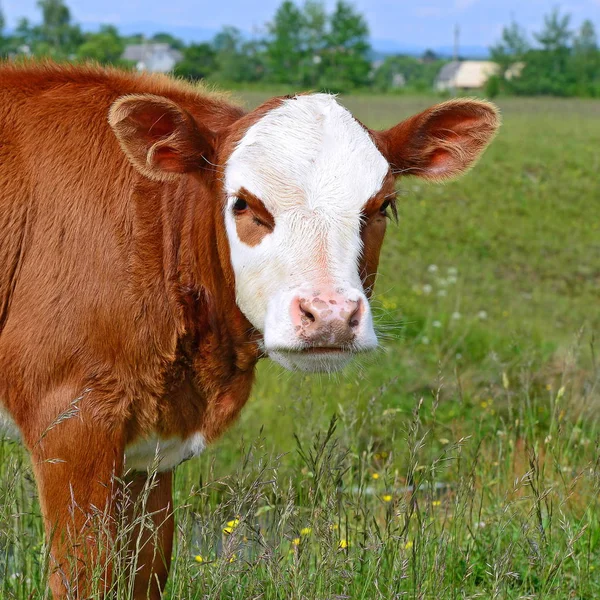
left=0, top=63, right=499, bottom=598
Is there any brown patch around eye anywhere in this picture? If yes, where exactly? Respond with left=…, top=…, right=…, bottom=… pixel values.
left=233, top=188, right=275, bottom=247
left=359, top=174, right=396, bottom=295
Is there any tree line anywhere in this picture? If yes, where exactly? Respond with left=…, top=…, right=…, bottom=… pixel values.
left=1, top=0, right=599, bottom=96
left=0, top=0, right=449, bottom=92
left=488, top=9, right=600, bottom=97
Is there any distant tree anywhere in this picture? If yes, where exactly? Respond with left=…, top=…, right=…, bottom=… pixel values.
left=32, top=0, right=83, bottom=58
left=299, top=0, right=327, bottom=86
left=422, top=49, right=438, bottom=63
left=489, top=8, right=600, bottom=97
left=212, top=26, right=264, bottom=83
left=150, top=32, right=185, bottom=51
left=266, top=1, right=305, bottom=84
left=321, top=0, right=371, bottom=91
left=174, top=43, right=217, bottom=80
left=11, top=17, right=35, bottom=53
left=239, top=39, right=266, bottom=82
left=76, top=25, right=125, bottom=64
left=489, top=20, right=529, bottom=77
left=0, top=6, right=7, bottom=56
left=517, top=8, right=573, bottom=95
left=534, top=8, right=572, bottom=53
left=572, top=20, right=600, bottom=95
left=484, top=74, right=501, bottom=98
left=573, top=19, right=598, bottom=53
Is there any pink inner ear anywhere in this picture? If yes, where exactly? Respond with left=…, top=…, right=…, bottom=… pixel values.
left=428, top=148, right=454, bottom=172
left=430, top=113, right=483, bottom=137
left=152, top=145, right=185, bottom=173
left=131, top=107, right=179, bottom=143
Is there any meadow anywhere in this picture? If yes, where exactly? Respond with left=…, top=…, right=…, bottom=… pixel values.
left=1, top=92, right=599, bottom=599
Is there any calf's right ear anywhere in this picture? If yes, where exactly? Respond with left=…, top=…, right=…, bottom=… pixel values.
left=108, top=94, right=216, bottom=182
left=372, top=99, right=500, bottom=182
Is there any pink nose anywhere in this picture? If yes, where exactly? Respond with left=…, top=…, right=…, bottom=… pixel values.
left=292, top=292, right=363, bottom=346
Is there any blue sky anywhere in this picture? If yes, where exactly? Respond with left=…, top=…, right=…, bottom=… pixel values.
left=3, top=0, right=600, bottom=50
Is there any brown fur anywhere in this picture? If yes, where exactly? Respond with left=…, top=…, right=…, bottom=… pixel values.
left=0, top=62, right=257, bottom=598
left=0, top=62, right=499, bottom=598
left=359, top=174, right=396, bottom=295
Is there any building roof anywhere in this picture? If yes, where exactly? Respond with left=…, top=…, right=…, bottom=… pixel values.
left=436, top=60, right=498, bottom=90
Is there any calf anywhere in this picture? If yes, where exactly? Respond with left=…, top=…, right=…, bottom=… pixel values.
left=0, top=63, right=499, bottom=598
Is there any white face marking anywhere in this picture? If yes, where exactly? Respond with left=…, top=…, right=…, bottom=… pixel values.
left=224, top=94, right=389, bottom=372
left=125, top=432, right=205, bottom=472
left=0, top=403, right=21, bottom=442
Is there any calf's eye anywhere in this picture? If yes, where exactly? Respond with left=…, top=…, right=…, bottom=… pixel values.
left=379, top=199, right=390, bottom=215
left=233, top=198, right=248, bottom=213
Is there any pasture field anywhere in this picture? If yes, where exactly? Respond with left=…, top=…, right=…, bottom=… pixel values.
left=1, top=93, right=599, bottom=599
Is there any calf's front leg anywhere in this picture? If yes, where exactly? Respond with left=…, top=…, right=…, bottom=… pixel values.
left=124, top=470, right=174, bottom=600
left=28, top=398, right=125, bottom=599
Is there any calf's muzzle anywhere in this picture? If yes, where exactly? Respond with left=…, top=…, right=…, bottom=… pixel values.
left=291, top=291, right=363, bottom=347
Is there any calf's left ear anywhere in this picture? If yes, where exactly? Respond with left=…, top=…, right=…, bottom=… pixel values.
left=372, top=99, right=500, bottom=181
left=109, top=94, right=216, bottom=182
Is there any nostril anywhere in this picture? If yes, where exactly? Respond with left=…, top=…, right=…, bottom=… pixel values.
left=348, top=300, right=362, bottom=329
left=299, top=302, right=316, bottom=323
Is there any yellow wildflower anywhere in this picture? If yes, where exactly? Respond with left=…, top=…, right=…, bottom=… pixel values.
left=300, top=527, right=312, bottom=536
left=382, top=494, right=393, bottom=502
left=404, top=541, right=413, bottom=550
left=223, top=517, right=240, bottom=535
left=372, top=473, right=380, bottom=480
left=292, top=538, right=301, bottom=546
left=432, top=500, right=441, bottom=507
left=339, top=539, right=350, bottom=549
left=194, top=555, right=204, bottom=563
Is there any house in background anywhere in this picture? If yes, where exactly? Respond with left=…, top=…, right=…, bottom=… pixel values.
left=122, top=43, right=183, bottom=73
left=435, top=60, right=498, bottom=92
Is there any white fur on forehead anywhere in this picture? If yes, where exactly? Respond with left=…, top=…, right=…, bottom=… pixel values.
left=225, top=94, right=389, bottom=212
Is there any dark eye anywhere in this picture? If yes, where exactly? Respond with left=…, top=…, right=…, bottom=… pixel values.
left=379, top=199, right=390, bottom=214
left=233, top=198, right=248, bottom=213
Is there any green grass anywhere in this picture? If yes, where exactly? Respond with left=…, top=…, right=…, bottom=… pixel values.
left=1, top=94, right=599, bottom=598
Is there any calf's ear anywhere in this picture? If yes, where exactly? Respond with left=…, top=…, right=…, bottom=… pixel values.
left=109, top=94, right=216, bottom=182
left=372, top=99, right=500, bottom=181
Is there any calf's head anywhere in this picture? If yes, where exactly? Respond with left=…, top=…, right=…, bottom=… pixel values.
left=110, top=93, right=499, bottom=372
